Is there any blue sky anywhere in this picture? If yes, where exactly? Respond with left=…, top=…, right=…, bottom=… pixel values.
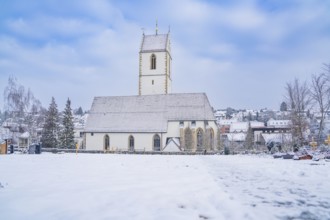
left=1, top=0, right=329, bottom=111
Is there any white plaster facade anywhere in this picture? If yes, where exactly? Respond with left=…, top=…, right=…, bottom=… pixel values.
left=267, top=119, right=291, bottom=128
left=85, top=119, right=218, bottom=151
left=84, top=93, right=217, bottom=151
left=85, top=132, right=159, bottom=151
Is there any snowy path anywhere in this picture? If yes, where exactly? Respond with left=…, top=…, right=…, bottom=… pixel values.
left=202, top=155, right=330, bottom=220
left=0, top=154, right=329, bottom=220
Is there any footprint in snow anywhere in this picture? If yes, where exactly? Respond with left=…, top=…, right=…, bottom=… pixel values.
left=199, top=214, right=209, bottom=219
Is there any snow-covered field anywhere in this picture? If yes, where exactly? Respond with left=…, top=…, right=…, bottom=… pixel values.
left=0, top=154, right=329, bottom=220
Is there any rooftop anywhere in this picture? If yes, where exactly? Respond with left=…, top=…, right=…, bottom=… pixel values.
left=140, top=34, right=169, bottom=53
left=85, top=93, right=215, bottom=133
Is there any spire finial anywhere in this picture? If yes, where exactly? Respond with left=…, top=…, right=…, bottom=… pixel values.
left=156, top=19, right=158, bottom=35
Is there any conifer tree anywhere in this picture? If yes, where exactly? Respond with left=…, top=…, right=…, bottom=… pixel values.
left=216, top=128, right=224, bottom=151
left=244, top=122, right=254, bottom=150
left=41, top=97, right=60, bottom=148
left=280, top=101, right=288, bottom=112
left=59, top=98, right=75, bottom=148
left=75, top=106, right=83, bottom=116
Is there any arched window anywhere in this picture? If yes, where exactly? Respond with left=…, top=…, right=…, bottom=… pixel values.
left=129, top=135, right=134, bottom=152
left=197, top=128, right=204, bottom=151
left=184, top=127, right=193, bottom=151
left=104, top=135, right=110, bottom=151
left=153, top=134, right=161, bottom=151
left=151, top=54, right=156, bottom=70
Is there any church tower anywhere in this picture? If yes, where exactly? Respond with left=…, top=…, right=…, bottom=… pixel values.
left=139, top=25, right=172, bottom=95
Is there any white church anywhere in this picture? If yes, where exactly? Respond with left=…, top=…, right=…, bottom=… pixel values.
left=84, top=27, right=218, bottom=152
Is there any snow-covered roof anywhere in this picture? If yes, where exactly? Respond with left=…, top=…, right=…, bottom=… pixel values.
left=227, top=133, right=246, bottom=142
left=261, top=133, right=292, bottom=144
left=250, top=121, right=265, bottom=128
left=230, top=122, right=248, bottom=133
left=267, top=119, right=291, bottom=128
left=218, top=118, right=238, bottom=126
left=19, top=132, right=30, bottom=139
left=140, top=34, right=169, bottom=53
left=85, top=93, right=215, bottom=133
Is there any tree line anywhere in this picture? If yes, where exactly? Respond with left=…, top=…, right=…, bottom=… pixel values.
left=285, top=63, right=330, bottom=147
left=1, top=76, right=83, bottom=148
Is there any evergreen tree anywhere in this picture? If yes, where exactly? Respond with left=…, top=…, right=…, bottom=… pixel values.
left=216, top=128, right=224, bottom=152
left=244, top=122, right=254, bottom=150
left=75, top=106, right=83, bottom=116
left=41, top=97, right=60, bottom=148
left=280, top=101, right=288, bottom=111
left=59, top=98, right=75, bottom=148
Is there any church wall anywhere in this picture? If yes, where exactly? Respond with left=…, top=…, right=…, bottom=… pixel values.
left=166, top=121, right=218, bottom=136
left=166, top=121, right=181, bottom=137
left=140, top=75, right=166, bottom=95
left=85, top=120, right=218, bottom=151
left=85, top=133, right=104, bottom=150
left=85, top=132, right=164, bottom=151
left=166, top=120, right=218, bottom=150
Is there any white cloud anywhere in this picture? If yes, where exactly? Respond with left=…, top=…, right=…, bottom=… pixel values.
left=1, top=0, right=330, bottom=111
left=6, top=16, right=104, bottom=40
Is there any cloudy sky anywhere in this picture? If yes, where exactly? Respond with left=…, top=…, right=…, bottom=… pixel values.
left=1, top=0, right=329, bottom=111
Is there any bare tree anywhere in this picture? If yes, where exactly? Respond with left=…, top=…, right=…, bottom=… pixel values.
left=323, top=63, right=330, bottom=79
left=3, top=76, right=42, bottom=117
left=310, top=72, right=330, bottom=143
left=285, top=78, right=311, bottom=148
left=3, top=76, right=44, bottom=143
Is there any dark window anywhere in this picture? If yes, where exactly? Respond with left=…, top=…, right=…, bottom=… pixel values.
left=104, top=135, right=110, bottom=151
left=197, top=129, right=203, bottom=151
left=153, top=134, right=161, bottom=151
left=191, top=121, right=196, bottom=127
left=129, top=135, right=134, bottom=151
left=152, top=80, right=154, bottom=85
left=91, top=133, right=94, bottom=136
left=179, top=121, right=184, bottom=128
left=151, top=54, right=156, bottom=69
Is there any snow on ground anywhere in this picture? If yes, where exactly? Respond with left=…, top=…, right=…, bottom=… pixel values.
left=0, top=154, right=329, bottom=220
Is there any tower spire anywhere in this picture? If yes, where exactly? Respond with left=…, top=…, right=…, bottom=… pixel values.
left=156, top=19, right=158, bottom=35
